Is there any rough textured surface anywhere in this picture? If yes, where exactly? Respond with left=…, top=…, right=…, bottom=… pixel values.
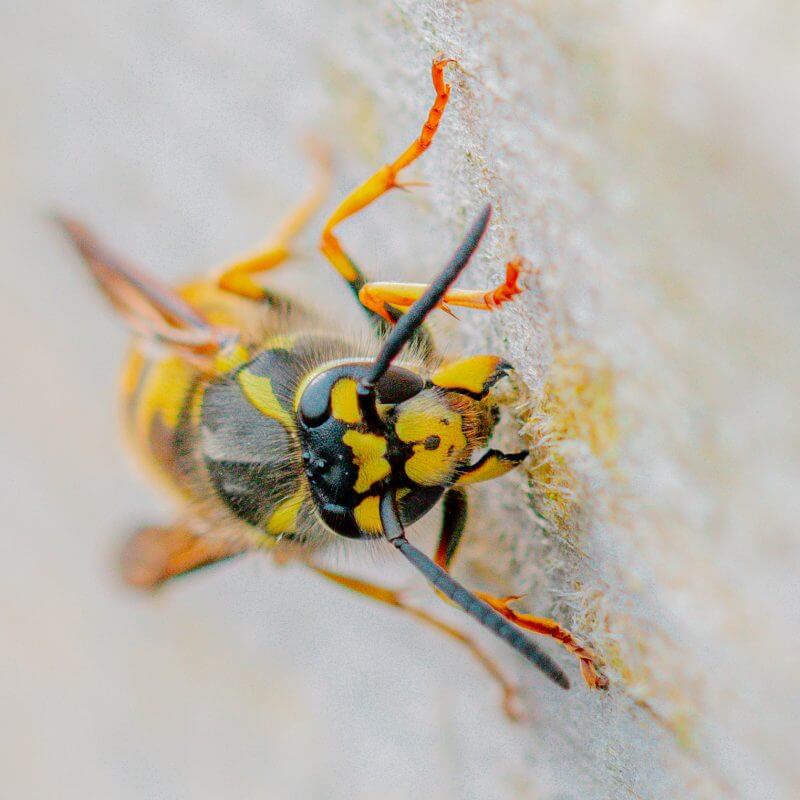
left=2, top=1, right=798, bottom=798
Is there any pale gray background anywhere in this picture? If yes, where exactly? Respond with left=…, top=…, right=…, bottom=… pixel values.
left=2, top=2, right=799, bottom=798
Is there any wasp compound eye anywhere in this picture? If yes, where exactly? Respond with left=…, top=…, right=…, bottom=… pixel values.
left=298, top=370, right=335, bottom=427
left=374, top=366, right=424, bottom=405
left=298, top=363, right=424, bottom=429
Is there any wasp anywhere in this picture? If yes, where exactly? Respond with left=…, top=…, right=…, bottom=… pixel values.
left=61, top=57, right=607, bottom=718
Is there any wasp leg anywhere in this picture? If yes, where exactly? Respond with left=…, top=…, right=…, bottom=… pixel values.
left=475, top=597, right=609, bottom=690
left=360, top=258, right=524, bottom=323
left=320, top=57, right=453, bottom=296
left=434, top=488, right=609, bottom=690
left=434, top=487, right=470, bottom=570
left=309, top=563, right=524, bottom=721
left=215, top=142, right=331, bottom=300
left=456, top=450, right=529, bottom=486
left=431, top=354, right=511, bottom=398
left=319, top=58, right=453, bottom=349
left=121, top=522, right=246, bottom=589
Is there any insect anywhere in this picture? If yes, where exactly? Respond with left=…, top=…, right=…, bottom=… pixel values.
left=61, top=57, right=607, bottom=718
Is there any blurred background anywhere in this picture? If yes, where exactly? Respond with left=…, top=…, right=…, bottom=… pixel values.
left=2, top=1, right=799, bottom=798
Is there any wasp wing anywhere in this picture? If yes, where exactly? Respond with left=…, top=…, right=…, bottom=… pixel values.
left=58, top=215, right=230, bottom=360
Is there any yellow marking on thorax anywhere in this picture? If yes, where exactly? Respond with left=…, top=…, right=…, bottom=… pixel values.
left=395, top=403, right=467, bottom=486
left=265, top=485, right=307, bottom=535
left=342, top=429, right=391, bottom=493
left=432, top=355, right=503, bottom=395
left=262, top=333, right=300, bottom=351
left=353, top=495, right=382, bottom=534
left=214, top=343, right=249, bottom=374
left=238, top=369, right=293, bottom=427
left=330, top=378, right=361, bottom=424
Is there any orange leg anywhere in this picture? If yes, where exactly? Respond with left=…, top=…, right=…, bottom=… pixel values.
left=475, top=593, right=609, bottom=690
left=120, top=522, right=246, bottom=589
left=319, top=56, right=455, bottom=298
left=216, top=141, right=332, bottom=300
left=434, top=489, right=609, bottom=690
left=360, top=258, right=524, bottom=322
left=309, top=563, right=524, bottom=721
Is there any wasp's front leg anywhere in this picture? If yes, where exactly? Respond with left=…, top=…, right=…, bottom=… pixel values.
left=434, top=488, right=609, bottom=691
left=359, top=258, right=524, bottom=322
left=215, top=141, right=332, bottom=300
left=319, top=57, right=454, bottom=318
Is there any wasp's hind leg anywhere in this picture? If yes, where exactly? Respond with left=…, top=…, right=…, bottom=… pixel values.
left=434, top=488, right=609, bottom=690
left=309, top=563, right=524, bottom=721
left=121, top=522, right=247, bottom=589
left=215, top=141, right=331, bottom=300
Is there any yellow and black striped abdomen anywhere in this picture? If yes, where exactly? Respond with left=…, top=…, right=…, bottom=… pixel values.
left=119, top=346, right=203, bottom=500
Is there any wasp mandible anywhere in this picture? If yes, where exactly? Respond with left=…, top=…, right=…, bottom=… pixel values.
left=61, top=57, right=607, bottom=719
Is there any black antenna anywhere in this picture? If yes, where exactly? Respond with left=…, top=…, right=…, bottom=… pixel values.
left=357, top=204, right=493, bottom=426
left=379, top=493, right=570, bottom=689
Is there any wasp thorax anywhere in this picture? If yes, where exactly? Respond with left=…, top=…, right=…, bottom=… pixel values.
left=295, top=360, right=492, bottom=540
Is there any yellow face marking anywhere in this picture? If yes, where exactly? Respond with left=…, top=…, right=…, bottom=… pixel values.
left=330, top=378, right=361, bottom=424
left=353, top=495, right=382, bottom=535
left=395, top=402, right=467, bottom=486
left=432, top=355, right=503, bottom=395
left=238, top=369, right=293, bottom=427
left=456, top=453, right=520, bottom=486
left=342, top=430, right=391, bottom=493
left=266, top=485, right=307, bottom=535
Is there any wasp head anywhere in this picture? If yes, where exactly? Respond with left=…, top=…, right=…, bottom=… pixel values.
left=295, top=360, right=492, bottom=539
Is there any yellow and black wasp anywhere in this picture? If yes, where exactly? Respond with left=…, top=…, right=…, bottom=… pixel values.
left=61, top=57, right=607, bottom=718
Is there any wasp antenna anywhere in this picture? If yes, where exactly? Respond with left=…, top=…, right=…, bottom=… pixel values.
left=378, top=493, right=570, bottom=690
left=356, top=204, right=492, bottom=424
left=366, top=204, right=491, bottom=384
